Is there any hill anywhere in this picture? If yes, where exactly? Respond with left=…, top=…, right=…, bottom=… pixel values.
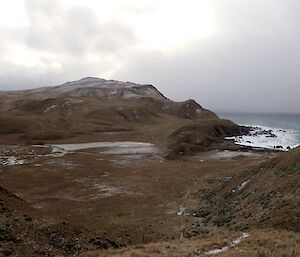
left=193, top=146, right=300, bottom=232
left=0, top=77, right=240, bottom=156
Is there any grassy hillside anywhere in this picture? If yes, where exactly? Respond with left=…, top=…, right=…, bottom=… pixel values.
left=0, top=187, right=123, bottom=257
left=194, top=147, right=300, bottom=232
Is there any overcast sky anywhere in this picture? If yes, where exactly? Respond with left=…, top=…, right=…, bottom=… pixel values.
left=0, top=0, right=300, bottom=114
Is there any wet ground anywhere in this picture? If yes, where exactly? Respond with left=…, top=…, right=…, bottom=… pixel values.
left=198, top=150, right=261, bottom=161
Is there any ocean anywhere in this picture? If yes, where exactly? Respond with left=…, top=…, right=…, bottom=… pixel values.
left=217, top=112, right=300, bottom=150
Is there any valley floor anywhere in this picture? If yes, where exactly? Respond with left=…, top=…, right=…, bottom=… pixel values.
left=0, top=131, right=298, bottom=256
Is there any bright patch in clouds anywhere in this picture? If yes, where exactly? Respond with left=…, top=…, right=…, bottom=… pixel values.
left=3, top=45, right=39, bottom=68
left=0, top=0, right=28, bottom=27
left=79, top=0, right=216, bottom=50
left=123, top=0, right=216, bottom=50
left=2, top=0, right=216, bottom=51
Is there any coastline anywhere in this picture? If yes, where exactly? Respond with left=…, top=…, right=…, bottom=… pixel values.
left=226, top=124, right=300, bottom=152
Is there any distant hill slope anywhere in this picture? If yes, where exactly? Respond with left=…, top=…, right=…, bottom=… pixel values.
left=0, top=77, right=214, bottom=118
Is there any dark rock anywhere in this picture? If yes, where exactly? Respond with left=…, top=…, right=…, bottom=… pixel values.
left=274, top=145, right=283, bottom=149
left=1, top=249, right=13, bottom=256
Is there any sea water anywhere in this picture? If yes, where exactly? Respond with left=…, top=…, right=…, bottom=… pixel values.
left=218, top=112, right=300, bottom=150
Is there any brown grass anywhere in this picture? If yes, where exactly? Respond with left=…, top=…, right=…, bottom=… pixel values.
left=219, top=230, right=299, bottom=257
left=80, top=230, right=300, bottom=257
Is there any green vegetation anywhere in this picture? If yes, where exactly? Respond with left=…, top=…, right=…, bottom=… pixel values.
left=0, top=226, right=22, bottom=244
left=259, top=215, right=271, bottom=223
left=259, top=189, right=279, bottom=207
left=275, top=161, right=300, bottom=177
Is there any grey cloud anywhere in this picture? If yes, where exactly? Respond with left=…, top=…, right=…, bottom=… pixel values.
left=0, top=0, right=137, bottom=90
left=23, top=0, right=136, bottom=55
left=0, top=0, right=300, bottom=114
left=115, top=41, right=300, bottom=114
left=113, top=0, right=300, bottom=114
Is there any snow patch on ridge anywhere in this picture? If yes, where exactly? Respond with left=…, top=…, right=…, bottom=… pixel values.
left=29, top=78, right=166, bottom=100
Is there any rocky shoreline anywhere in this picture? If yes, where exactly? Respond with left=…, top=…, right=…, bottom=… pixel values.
left=226, top=125, right=299, bottom=152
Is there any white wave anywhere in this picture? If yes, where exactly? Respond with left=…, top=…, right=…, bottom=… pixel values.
left=226, top=125, right=300, bottom=151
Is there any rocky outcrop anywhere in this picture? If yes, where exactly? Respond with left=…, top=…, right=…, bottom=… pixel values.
left=166, top=119, right=241, bottom=159
left=163, top=99, right=217, bottom=120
